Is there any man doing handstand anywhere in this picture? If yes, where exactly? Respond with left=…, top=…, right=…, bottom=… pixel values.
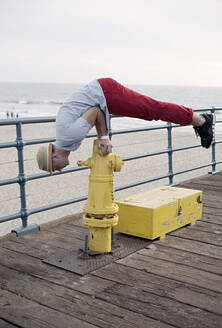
left=37, top=78, right=215, bottom=174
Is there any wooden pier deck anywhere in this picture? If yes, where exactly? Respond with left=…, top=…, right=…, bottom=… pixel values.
left=1, top=173, right=222, bottom=328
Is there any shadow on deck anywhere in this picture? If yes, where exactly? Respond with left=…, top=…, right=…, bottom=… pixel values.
left=1, top=173, right=222, bottom=328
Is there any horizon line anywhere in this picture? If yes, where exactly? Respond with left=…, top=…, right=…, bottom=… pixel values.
left=0, top=80, right=222, bottom=89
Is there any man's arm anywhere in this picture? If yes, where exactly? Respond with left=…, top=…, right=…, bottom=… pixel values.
left=95, top=108, right=108, bottom=137
left=82, top=107, right=112, bottom=155
left=95, top=109, right=112, bottom=155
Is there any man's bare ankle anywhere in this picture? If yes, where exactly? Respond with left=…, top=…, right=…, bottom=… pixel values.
left=192, top=114, right=206, bottom=127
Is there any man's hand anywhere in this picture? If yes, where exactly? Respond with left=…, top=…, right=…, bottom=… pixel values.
left=98, top=139, right=112, bottom=155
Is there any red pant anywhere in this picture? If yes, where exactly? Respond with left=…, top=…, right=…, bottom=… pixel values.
left=98, top=78, right=193, bottom=125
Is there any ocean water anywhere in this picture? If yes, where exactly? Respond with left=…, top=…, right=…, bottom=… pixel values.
left=0, top=82, right=221, bottom=130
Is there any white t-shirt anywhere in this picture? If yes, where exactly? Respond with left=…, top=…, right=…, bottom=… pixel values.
left=55, top=79, right=110, bottom=151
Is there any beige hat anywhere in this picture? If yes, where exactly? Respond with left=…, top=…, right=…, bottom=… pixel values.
left=36, top=143, right=53, bottom=175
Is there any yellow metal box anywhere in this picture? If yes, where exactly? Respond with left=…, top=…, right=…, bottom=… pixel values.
left=115, top=186, right=202, bottom=240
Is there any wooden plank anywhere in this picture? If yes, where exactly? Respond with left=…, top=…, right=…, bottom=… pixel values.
left=0, top=289, right=97, bottom=328
left=39, top=213, right=81, bottom=230
left=191, top=220, right=222, bottom=234
left=203, top=204, right=222, bottom=212
left=203, top=206, right=222, bottom=216
left=138, top=243, right=222, bottom=275
left=44, top=223, right=88, bottom=239
left=0, top=319, right=17, bottom=328
left=195, top=173, right=222, bottom=181
left=181, top=178, right=222, bottom=187
left=203, top=203, right=222, bottom=212
left=180, top=179, right=222, bottom=188
left=23, top=229, right=84, bottom=250
left=155, top=235, right=222, bottom=259
left=93, top=262, right=222, bottom=315
left=117, top=252, right=222, bottom=293
left=204, top=190, right=222, bottom=198
left=96, top=283, right=222, bottom=328
left=203, top=205, right=222, bottom=215
left=202, top=213, right=222, bottom=226
left=65, top=217, right=85, bottom=228
left=179, top=173, right=222, bottom=185
left=0, top=232, right=17, bottom=244
left=202, top=194, right=222, bottom=209
left=0, top=248, right=114, bottom=295
left=179, top=183, right=222, bottom=196
left=0, top=265, right=173, bottom=328
left=170, top=226, right=222, bottom=247
left=202, top=193, right=222, bottom=209
left=1, top=238, right=66, bottom=259
left=179, top=176, right=222, bottom=186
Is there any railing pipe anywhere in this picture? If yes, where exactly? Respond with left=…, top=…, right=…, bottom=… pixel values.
left=0, top=177, right=19, bottom=187
left=115, top=173, right=169, bottom=192
left=0, top=212, right=22, bottom=224
left=28, top=195, right=88, bottom=215
left=0, top=107, right=222, bottom=235
left=173, top=161, right=217, bottom=176
left=0, top=116, right=55, bottom=125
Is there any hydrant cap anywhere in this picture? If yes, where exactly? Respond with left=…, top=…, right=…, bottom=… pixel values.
left=36, top=143, right=53, bottom=175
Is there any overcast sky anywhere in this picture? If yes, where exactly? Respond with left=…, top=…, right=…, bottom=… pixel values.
left=1, top=0, right=222, bottom=86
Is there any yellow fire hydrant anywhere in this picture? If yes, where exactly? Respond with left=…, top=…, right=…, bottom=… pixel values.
left=77, top=139, right=124, bottom=253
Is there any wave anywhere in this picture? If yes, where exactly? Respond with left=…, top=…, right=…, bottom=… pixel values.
left=2, top=99, right=63, bottom=105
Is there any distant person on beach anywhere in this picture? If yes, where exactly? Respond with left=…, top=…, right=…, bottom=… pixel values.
left=37, top=78, right=215, bottom=174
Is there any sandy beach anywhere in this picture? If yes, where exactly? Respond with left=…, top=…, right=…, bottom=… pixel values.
left=1, top=120, right=222, bottom=237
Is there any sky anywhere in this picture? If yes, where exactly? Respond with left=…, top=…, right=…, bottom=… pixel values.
left=1, top=0, right=222, bottom=86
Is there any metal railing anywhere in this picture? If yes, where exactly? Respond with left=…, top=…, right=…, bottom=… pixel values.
left=0, top=107, right=222, bottom=235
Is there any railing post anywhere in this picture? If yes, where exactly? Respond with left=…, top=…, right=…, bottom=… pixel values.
left=209, top=106, right=217, bottom=175
left=17, top=122, right=28, bottom=227
left=109, top=116, right=113, bottom=140
left=167, top=122, right=174, bottom=185
left=11, top=122, right=39, bottom=236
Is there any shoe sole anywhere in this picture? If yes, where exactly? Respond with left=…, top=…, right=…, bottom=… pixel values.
left=208, top=112, right=216, bottom=147
left=201, top=113, right=216, bottom=148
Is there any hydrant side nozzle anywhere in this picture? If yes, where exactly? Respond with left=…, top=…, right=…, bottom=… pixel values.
left=77, top=158, right=93, bottom=168
left=108, top=155, right=124, bottom=172
left=113, top=155, right=124, bottom=172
